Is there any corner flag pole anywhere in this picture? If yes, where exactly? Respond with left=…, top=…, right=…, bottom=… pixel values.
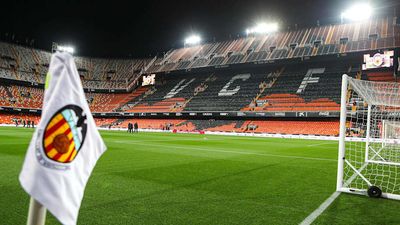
left=27, top=197, right=46, bottom=225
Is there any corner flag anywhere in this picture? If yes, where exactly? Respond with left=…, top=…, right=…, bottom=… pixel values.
left=19, top=52, right=107, bottom=225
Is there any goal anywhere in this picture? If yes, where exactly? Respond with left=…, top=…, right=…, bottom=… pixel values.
left=382, top=120, right=400, bottom=147
left=337, top=74, right=400, bottom=200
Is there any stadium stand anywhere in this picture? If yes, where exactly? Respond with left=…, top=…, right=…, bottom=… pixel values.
left=0, top=16, right=399, bottom=135
left=86, top=92, right=132, bottom=112
left=119, top=86, right=150, bottom=111
left=0, top=84, right=43, bottom=109
left=126, top=74, right=200, bottom=112
left=120, top=119, right=188, bottom=130
left=177, top=120, right=246, bottom=132
left=88, top=118, right=339, bottom=136
left=93, top=118, right=191, bottom=130
left=243, top=61, right=360, bottom=112
left=94, top=118, right=119, bottom=128
left=172, top=119, right=339, bottom=136
left=127, top=59, right=360, bottom=112
left=0, top=42, right=152, bottom=90
left=244, top=120, right=339, bottom=135
left=145, top=17, right=399, bottom=73
left=0, top=113, right=40, bottom=125
left=365, top=71, right=396, bottom=82
left=0, top=83, right=133, bottom=112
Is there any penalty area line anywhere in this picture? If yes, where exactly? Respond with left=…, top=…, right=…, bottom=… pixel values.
left=299, top=191, right=341, bottom=225
left=114, top=140, right=336, bottom=162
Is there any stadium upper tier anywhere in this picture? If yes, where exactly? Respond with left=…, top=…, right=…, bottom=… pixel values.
left=147, top=17, right=399, bottom=73
left=0, top=42, right=152, bottom=90
left=0, top=17, right=399, bottom=91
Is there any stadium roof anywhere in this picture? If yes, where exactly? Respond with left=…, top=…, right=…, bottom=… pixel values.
left=0, top=0, right=398, bottom=58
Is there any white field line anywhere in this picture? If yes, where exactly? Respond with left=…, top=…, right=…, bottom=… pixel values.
left=299, top=191, right=341, bottom=225
left=114, top=138, right=312, bottom=148
left=307, top=142, right=334, bottom=147
left=113, top=140, right=336, bottom=162
left=299, top=157, right=370, bottom=224
left=114, top=138, right=227, bottom=143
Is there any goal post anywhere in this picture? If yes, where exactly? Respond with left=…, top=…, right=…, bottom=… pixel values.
left=337, top=74, right=400, bottom=200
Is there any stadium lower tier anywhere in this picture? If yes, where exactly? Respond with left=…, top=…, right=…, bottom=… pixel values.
left=0, top=113, right=40, bottom=126
left=0, top=113, right=339, bottom=136
left=91, top=118, right=341, bottom=136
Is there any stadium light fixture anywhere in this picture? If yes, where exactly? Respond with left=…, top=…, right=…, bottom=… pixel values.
left=246, top=22, right=279, bottom=35
left=57, top=45, right=75, bottom=54
left=184, top=35, right=201, bottom=46
left=341, top=3, right=373, bottom=22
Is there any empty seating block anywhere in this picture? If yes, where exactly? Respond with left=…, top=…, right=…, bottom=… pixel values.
left=0, top=113, right=40, bottom=125
left=247, top=120, right=339, bottom=136
left=366, top=71, right=396, bottom=82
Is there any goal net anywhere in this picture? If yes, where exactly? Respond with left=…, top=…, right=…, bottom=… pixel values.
left=383, top=120, right=400, bottom=147
left=337, top=74, right=400, bottom=200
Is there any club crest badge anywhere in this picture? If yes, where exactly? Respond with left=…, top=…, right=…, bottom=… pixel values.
left=36, top=105, right=87, bottom=170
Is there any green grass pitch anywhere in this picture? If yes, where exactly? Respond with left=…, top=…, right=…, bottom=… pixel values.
left=1, top=126, right=400, bottom=225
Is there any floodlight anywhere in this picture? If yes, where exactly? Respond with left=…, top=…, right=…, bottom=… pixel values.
left=341, top=3, right=372, bottom=21
left=184, top=35, right=201, bottom=46
left=57, top=45, right=75, bottom=54
left=246, top=22, right=278, bottom=35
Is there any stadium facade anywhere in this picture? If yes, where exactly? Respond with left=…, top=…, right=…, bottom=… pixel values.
left=0, top=16, right=399, bottom=136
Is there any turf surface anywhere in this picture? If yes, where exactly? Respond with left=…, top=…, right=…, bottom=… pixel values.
left=1, top=126, right=400, bottom=225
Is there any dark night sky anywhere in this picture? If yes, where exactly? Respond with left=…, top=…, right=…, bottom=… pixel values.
left=0, top=0, right=398, bottom=58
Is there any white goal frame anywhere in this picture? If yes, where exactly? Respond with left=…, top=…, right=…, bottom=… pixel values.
left=337, top=74, right=400, bottom=200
